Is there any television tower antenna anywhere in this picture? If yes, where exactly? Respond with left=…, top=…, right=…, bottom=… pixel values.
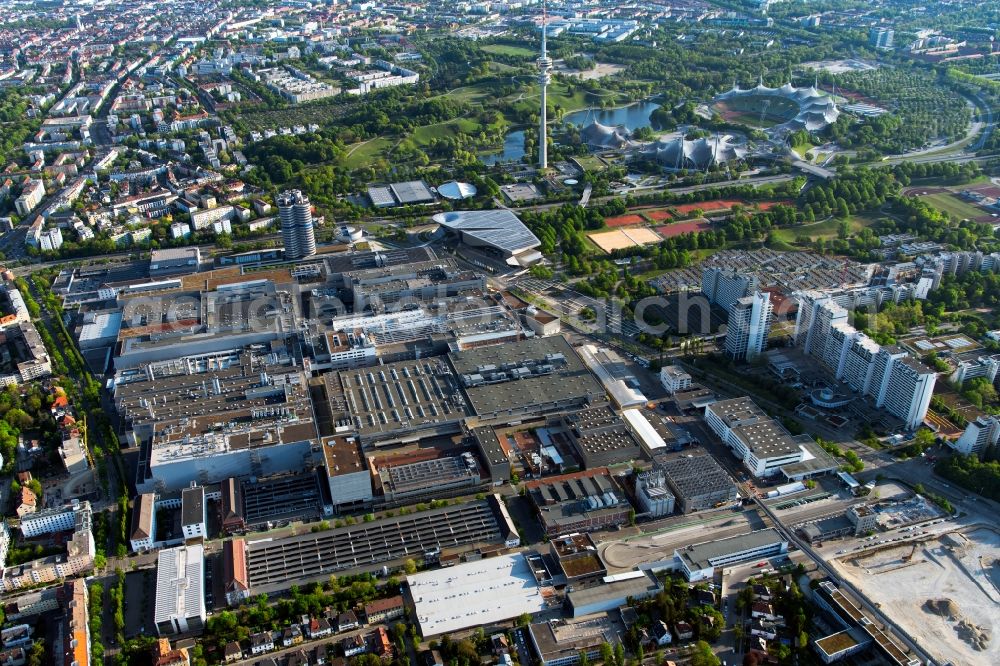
left=537, top=0, right=553, bottom=170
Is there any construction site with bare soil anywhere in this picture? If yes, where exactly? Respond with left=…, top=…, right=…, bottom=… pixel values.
left=833, top=528, right=1000, bottom=666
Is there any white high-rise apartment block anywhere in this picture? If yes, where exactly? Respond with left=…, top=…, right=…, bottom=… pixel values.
left=877, top=355, right=936, bottom=430
left=795, top=291, right=937, bottom=431
left=725, top=291, right=771, bottom=361
left=39, top=227, right=63, bottom=251
left=277, top=189, right=316, bottom=259
left=703, top=267, right=758, bottom=312
left=952, top=416, right=1000, bottom=456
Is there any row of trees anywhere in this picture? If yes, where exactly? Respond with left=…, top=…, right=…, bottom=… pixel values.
left=935, top=455, right=1000, bottom=502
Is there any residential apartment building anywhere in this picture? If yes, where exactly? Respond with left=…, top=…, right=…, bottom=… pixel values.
left=14, top=180, right=45, bottom=216
left=952, top=416, right=1000, bottom=456
left=702, top=267, right=757, bottom=311
left=796, top=292, right=937, bottom=430
left=62, top=579, right=90, bottom=666
left=19, top=501, right=89, bottom=538
left=725, top=291, right=771, bottom=361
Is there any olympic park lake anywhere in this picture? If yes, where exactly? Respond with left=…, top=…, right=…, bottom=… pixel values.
left=480, top=100, right=661, bottom=164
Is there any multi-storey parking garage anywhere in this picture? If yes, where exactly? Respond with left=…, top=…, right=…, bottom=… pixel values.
left=246, top=498, right=512, bottom=594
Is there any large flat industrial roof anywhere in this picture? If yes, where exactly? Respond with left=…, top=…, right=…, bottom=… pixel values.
left=449, top=336, right=604, bottom=419
left=325, top=357, right=471, bottom=439
left=733, top=419, right=801, bottom=459
left=660, top=455, right=736, bottom=500
left=779, top=436, right=839, bottom=478
left=709, top=396, right=766, bottom=425
left=433, top=209, right=541, bottom=256
left=246, top=499, right=505, bottom=594
left=154, top=545, right=205, bottom=628
left=566, top=571, right=662, bottom=609
left=407, top=553, right=548, bottom=636
left=78, top=311, right=123, bottom=343
left=390, top=180, right=435, bottom=204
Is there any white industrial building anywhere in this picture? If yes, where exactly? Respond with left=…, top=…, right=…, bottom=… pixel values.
left=154, top=544, right=206, bottom=635
left=407, top=553, right=549, bottom=637
left=77, top=311, right=123, bottom=349
left=576, top=344, right=647, bottom=408
left=620, top=408, right=668, bottom=457
left=321, top=435, right=373, bottom=509
left=181, top=485, right=206, bottom=541
left=634, top=468, right=676, bottom=517
left=659, top=365, right=692, bottom=394
left=705, top=397, right=805, bottom=477
left=674, top=528, right=788, bottom=581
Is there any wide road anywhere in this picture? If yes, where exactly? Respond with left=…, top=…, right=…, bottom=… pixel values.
left=508, top=173, right=797, bottom=213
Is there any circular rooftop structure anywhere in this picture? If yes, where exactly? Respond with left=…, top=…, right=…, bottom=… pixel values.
left=437, top=181, right=477, bottom=200
left=810, top=387, right=852, bottom=409
left=714, top=82, right=840, bottom=132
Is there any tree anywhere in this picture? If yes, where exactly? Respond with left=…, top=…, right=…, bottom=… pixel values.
left=837, top=219, right=850, bottom=240
left=403, top=559, right=418, bottom=575
left=26, top=642, right=46, bottom=666
left=613, top=641, right=624, bottom=666
left=689, top=641, right=720, bottom=666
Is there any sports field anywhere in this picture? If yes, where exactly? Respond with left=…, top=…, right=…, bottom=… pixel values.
left=588, top=228, right=661, bottom=253
left=604, top=214, right=645, bottom=228
left=655, top=219, right=711, bottom=238
left=918, top=192, right=993, bottom=221
left=673, top=199, right=744, bottom=215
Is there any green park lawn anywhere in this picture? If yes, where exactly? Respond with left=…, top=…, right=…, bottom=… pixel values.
left=404, top=117, right=484, bottom=149
left=481, top=44, right=537, bottom=58
left=343, top=137, right=392, bottom=169
left=769, top=213, right=877, bottom=245
left=441, top=82, right=496, bottom=104
left=574, top=155, right=607, bottom=172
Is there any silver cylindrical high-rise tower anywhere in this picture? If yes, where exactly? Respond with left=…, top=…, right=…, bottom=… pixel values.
left=276, top=190, right=316, bottom=259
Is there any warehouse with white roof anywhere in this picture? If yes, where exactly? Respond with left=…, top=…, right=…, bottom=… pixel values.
left=406, top=552, right=551, bottom=637
left=154, top=544, right=206, bottom=636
